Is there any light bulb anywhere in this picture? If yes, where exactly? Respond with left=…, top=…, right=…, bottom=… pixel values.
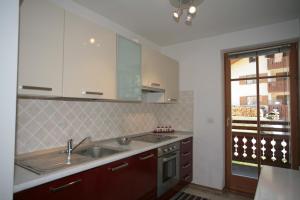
left=173, top=11, right=179, bottom=19
left=188, top=6, right=197, bottom=14
left=89, top=38, right=95, bottom=44
left=185, top=14, right=192, bottom=25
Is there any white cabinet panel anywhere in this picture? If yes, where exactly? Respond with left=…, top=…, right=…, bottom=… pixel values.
left=18, top=0, right=64, bottom=96
left=163, top=57, right=179, bottom=103
left=141, top=46, right=165, bottom=89
left=142, top=46, right=179, bottom=103
left=63, top=11, right=116, bottom=99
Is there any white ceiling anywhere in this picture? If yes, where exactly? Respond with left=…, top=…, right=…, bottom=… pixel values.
left=73, top=0, right=300, bottom=47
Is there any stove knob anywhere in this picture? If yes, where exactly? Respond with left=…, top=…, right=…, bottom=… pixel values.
left=163, top=149, right=168, bottom=152
left=169, top=147, right=173, bottom=151
left=173, top=146, right=176, bottom=149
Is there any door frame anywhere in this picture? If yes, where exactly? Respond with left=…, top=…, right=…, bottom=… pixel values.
left=224, top=42, right=299, bottom=195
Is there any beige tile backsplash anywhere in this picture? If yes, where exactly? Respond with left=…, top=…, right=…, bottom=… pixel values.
left=16, top=91, right=193, bottom=154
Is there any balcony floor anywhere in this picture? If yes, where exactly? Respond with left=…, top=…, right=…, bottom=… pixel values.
left=232, top=163, right=258, bottom=179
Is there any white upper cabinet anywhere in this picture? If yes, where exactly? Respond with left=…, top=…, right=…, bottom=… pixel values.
left=63, top=11, right=117, bottom=99
left=162, top=56, right=179, bottom=103
left=18, top=0, right=64, bottom=96
left=142, top=46, right=179, bottom=103
left=142, top=46, right=165, bottom=89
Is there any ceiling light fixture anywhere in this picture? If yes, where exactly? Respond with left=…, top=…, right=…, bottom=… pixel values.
left=169, top=0, right=204, bottom=25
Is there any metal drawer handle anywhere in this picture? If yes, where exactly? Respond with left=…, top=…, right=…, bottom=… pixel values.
left=182, top=152, right=191, bottom=157
left=82, top=91, right=103, bottom=95
left=139, top=154, right=154, bottom=160
left=20, top=85, right=52, bottom=91
left=49, top=179, right=82, bottom=192
left=151, top=82, right=160, bottom=87
left=184, top=175, right=191, bottom=181
left=167, top=98, right=177, bottom=101
left=182, top=163, right=191, bottom=169
left=110, top=162, right=129, bottom=172
left=182, top=140, right=191, bottom=145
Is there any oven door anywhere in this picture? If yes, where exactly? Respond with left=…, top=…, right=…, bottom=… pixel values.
left=157, top=151, right=180, bottom=197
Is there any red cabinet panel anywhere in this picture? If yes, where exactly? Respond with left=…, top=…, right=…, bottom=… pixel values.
left=132, top=149, right=157, bottom=200
left=180, top=137, right=193, bottom=186
left=100, top=157, right=134, bottom=200
left=14, top=168, right=99, bottom=200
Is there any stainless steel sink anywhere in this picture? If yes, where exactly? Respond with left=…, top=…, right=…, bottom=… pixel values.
left=16, top=145, right=126, bottom=175
left=16, top=153, right=93, bottom=175
left=74, top=146, right=123, bottom=158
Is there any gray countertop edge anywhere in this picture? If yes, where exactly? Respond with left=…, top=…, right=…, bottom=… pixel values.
left=14, top=131, right=193, bottom=193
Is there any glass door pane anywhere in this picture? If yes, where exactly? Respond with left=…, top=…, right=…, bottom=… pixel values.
left=230, top=57, right=259, bottom=179
left=258, top=49, right=291, bottom=168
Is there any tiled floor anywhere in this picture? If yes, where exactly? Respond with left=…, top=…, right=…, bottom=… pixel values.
left=183, top=185, right=253, bottom=200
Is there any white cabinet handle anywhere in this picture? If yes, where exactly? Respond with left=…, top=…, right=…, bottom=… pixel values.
left=167, top=98, right=177, bottom=101
left=82, top=91, right=103, bottom=96
left=151, top=82, right=160, bottom=87
left=109, top=162, right=129, bottom=172
left=139, top=154, right=154, bottom=160
left=19, top=85, right=52, bottom=91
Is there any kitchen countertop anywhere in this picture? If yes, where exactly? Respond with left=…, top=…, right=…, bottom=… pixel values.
left=14, top=131, right=193, bottom=193
left=254, top=166, right=300, bottom=200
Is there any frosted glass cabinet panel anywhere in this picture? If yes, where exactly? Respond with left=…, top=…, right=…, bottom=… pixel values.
left=63, top=11, right=117, bottom=99
left=18, top=0, right=64, bottom=96
left=117, top=35, right=142, bottom=101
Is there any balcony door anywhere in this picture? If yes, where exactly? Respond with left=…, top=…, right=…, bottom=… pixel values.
left=224, top=43, right=299, bottom=195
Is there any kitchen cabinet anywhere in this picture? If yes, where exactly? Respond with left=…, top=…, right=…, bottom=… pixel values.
left=18, top=0, right=64, bottom=96
left=132, top=150, right=157, bottom=200
left=15, top=150, right=157, bottom=200
left=100, top=157, right=134, bottom=200
left=101, top=150, right=157, bottom=200
left=180, top=137, right=193, bottom=185
left=14, top=168, right=99, bottom=200
left=117, top=35, right=142, bottom=101
left=63, top=11, right=116, bottom=100
left=142, top=46, right=179, bottom=103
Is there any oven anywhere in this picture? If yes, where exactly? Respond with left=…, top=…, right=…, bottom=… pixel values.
left=157, top=142, right=180, bottom=197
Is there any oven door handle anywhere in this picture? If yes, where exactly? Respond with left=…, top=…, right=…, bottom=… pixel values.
left=162, top=153, right=177, bottom=163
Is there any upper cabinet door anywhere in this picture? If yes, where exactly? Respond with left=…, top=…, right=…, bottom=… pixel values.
left=141, top=46, right=165, bottom=89
left=18, top=0, right=64, bottom=96
left=142, top=46, right=179, bottom=103
left=163, top=56, right=179, bottom=103
left=117, top=35, right=142, bottom=101
left=63, top=11, right=116, bottom=99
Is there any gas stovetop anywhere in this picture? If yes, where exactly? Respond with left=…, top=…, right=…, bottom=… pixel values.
left=132, top=134, right=176, bottom=143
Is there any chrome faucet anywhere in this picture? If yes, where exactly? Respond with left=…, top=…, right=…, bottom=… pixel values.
left=65, top=137, right=91, bottom=164
left=66, top=139, right=73, bottom=164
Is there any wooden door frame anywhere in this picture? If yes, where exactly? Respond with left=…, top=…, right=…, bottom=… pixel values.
left=224, top=42, right=299, bottom=194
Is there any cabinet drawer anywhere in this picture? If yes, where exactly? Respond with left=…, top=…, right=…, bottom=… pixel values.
left=181, top=171, right=193, bottom=183
left=180, top=137, right=193, bottom=152
left=181, top=151, right=192, bottom=166
left=180, top=161, right=192, bottom=177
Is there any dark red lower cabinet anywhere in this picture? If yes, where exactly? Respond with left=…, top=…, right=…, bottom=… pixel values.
left=15, top=150, right=158, bottom=200
left=100, top=157, right=134, bottom=200
left=14, top=168, right=99, bottom=200
left=180, top=137, right=193, bottom=187
left=14, top=140, right=192, bottom=200
left=132, top=150, right=157, bottom=200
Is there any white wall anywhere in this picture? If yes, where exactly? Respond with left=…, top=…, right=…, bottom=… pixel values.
left=162, top=19, right=300, bottom=190
left=0, top=0, right=19, bottom=199
left=50, top=0, right=160, bottom=51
